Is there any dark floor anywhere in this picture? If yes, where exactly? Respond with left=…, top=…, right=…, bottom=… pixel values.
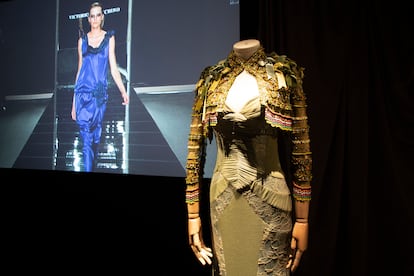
left=0, top=87, right=216, bottom=178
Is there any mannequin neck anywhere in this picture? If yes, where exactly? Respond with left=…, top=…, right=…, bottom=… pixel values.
left=233, top=39, right=261, bottom=61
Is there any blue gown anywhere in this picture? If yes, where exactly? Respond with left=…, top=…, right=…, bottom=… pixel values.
left=73, top=30, right=114, bottom=172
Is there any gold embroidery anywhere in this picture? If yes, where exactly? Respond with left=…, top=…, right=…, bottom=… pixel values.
left=185, top=47, right=312, bottom=203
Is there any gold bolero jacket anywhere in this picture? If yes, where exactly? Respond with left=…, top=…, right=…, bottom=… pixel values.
left=185, top=47, right=312, bottom=204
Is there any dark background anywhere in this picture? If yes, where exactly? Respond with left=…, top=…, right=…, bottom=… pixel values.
left=2, top=0, right=414, bottom=275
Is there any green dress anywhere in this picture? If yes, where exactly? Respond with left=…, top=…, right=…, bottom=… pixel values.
left=186, top=47, right=312, bottom=276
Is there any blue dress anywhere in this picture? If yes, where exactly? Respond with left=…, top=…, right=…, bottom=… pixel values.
left=73, top=30, right=115, bottom=172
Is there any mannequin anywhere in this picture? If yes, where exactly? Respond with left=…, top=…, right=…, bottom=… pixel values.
left=232, top=39, right=261, bottom=60
left=185, top=39, right=312, bottom=275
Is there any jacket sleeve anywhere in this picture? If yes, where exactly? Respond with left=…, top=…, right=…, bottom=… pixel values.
left=288, top=60, right=312, bottom=201
left=185, top=67, right=211, bottom=204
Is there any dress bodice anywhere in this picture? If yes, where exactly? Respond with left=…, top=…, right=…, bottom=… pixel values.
left=213, top=83, right=282, bottom=179
left=75, top=30, right=115, bottom=94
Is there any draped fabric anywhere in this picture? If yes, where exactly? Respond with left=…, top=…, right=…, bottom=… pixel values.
left=73, top=30, right=114, bottom=172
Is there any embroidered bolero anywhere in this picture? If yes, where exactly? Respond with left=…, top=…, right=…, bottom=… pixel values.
left=185, top=47, right=312, bottom=204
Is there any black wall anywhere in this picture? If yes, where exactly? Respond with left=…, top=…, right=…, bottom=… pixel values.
left=239, top=1, right=414, bottom=275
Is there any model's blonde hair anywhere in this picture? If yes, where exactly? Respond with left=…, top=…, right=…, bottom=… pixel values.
left=90, top=2, right=104, bottom=28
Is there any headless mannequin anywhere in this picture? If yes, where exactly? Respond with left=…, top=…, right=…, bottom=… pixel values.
left=187, top=39, right=309, bottom=273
